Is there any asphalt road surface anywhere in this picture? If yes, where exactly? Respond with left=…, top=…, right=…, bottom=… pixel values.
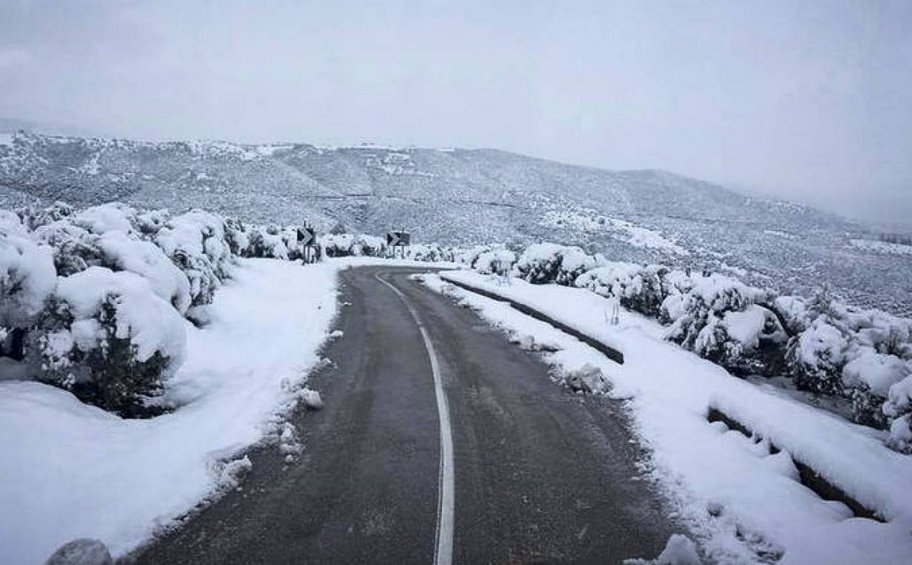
left=131, top=266, right=677, bottom=564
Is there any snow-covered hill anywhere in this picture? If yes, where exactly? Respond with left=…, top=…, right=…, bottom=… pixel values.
left=1, top=132, right=909, bottom=314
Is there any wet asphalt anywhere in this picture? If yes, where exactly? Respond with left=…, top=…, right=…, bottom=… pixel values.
left=129, top=266, right=676, bottom=565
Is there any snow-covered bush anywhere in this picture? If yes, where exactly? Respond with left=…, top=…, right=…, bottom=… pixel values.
left=32, top=220, right=104, bottom=276
left=320, top=233, right=355, bottom=257
left=351, top=234, right=386, bottom=257
left=693, top=305, right=788, bottom=376
left=473, top=248, right=516, bottom=276
left=404, top=243, right=455, bottom=263
left=576, top=262, right=672, bottom=317
left=513, top=243, right=597, bottom=285
left=665, top=274, right=768, bottom=347
left=96, top=232, right=192, bottom=314
left=71, top=202, right=141, bottom=236
left=842, top=349, right=910, bottom=427
left=785, top=317, right=850, bottom=396
left=17, top=201, right=75, bottom=230
left=0, top=220, right=56, bottom=329
left=319, top=233, right=386, bottom=257
left=32, top=267, right=187, bottom=416
left=155, top=211, right=233, bottom=307
left=135, top=208, right=171, bottom=237
left=784, top=287, right=912, bottom=412
left=223, top=218, right=250, bottom=256
left=883, top=375, right=912, bottom=453
left=245, top=225, right=290, bottom=259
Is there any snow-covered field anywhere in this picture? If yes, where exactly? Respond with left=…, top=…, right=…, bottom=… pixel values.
left=0, top=259, right=339, bottom=564
left=850, top=239, right=912, bottom=256
left=427, top=271, right=912, bottom=564
left=541, top=209, right=689, bottom=255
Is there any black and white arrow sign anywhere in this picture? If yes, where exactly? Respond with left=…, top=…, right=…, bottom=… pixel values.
left=297, top=227, right=316, bottom=247
left=386, top=231, right=410, bottom=246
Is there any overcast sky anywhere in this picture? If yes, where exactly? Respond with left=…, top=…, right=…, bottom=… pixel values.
left=1, top=0, right=910, bottom=226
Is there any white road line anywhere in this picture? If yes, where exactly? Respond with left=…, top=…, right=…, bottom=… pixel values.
left=375, top=272, right=455, bottom=565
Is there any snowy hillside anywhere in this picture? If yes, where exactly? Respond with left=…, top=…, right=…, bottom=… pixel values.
left=1, top=132, right=909, bottom=315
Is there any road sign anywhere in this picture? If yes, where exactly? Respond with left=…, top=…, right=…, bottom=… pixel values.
left=386, top=231, right=411, bottom=247
left=297, top=227, right=316, bottom=247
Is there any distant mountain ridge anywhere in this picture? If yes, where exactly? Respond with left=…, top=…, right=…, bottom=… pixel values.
left=1, top=131, right=909, bottom=315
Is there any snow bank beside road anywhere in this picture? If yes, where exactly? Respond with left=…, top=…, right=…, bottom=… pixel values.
left=0, top=259, right=338, bottom=564
left=430, top=271, right=912, bottom=564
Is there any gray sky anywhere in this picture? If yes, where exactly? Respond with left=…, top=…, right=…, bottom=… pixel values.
left=1, top=0, right=910, bottom=226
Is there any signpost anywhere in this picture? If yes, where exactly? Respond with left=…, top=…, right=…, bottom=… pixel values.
left=386, top=230, right=411, bottom=258
left=297, top=226, right=319, bottom=264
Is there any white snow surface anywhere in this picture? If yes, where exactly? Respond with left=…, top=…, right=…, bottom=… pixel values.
left=0, top=258, right=338, bottom=563
left=431, top=270, right=912, bottom=564
left=56, top=267, right=187, bottom=366
left=850, top=239, right=912, bottom=256
left=540, top=210, right=689, bottom=255
left=0, top=228, right=56, bottom=327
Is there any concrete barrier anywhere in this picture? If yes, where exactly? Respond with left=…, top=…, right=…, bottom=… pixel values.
left=439, top=274, right=625, bottom=365
left=707, top=405, right=884, bottom=522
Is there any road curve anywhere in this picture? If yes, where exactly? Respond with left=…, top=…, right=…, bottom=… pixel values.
left=130, top=266, right=676, bottom=564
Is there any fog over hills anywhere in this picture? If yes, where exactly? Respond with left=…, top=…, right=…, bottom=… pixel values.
left=1, top=131, right=909, bottom=315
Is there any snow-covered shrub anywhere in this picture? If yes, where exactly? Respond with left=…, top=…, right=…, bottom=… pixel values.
left=29, top=204, right=149, bottom=278
left=17, top=201, right=75, bottom=230
left=0, top=223, right=56, bottom=329
left=575, top=262, right=671, bottom=317
left=320, top=233, right=355, bottom=257
left=665, top=274, right=768, bottom=347
left=842, top=349, right=910, bottom=428
left=32, top=267, right=187, bottom=416
left=96, top=231, right=192, bottom=314
left=32, top=220, right=104, bottom=276
left=785, top=317, right=850, bottom=396
left=351, top=234, right=386, bottom=257
left=474, top=248, right=516, bottom=276
left=223, top=218, right=250, bottom=256
left=71, top=202, right=140, bottom=236
left=769, top=295, right=808, bottom=338
left=883, top=375, right=912, bottom=453
left=784, top=287, right=912, bottom=406
left=245, top=225, right=290, bottom=259
left=456, top=246, right=491, bottom=268
left=404, top=243, right=454, bottom=263
left=691, top=305, right=788, bottom=376
left=319, top=233, right=386, bottom=257
left=513, top=243, right=597, bottom=285
left=135, top=208, right=171, bottom=237
left=155, top=211, right=233, bottom=306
